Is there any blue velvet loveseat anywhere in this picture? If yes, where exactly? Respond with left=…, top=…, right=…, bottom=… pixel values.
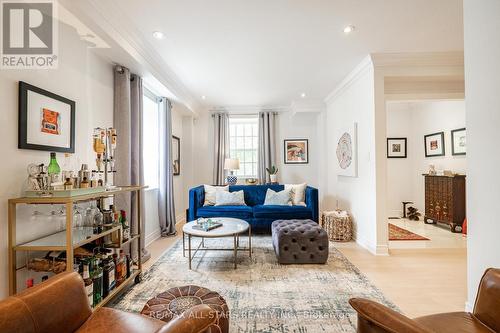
left=188, top=184, right=319, bottom=233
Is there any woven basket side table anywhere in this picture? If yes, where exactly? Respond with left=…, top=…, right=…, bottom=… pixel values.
left=321, top=210, right=353, bottom=242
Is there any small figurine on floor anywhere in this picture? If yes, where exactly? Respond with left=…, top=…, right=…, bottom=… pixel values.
left=407, top=206, right=421, bottom=221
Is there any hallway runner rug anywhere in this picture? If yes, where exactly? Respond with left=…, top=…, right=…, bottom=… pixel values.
left=389, top=223, right=429, bottom=241
left=110, top=236, right=397, bottom=333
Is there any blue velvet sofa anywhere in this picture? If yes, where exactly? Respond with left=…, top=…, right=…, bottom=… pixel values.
left=188, top=184, right=319, bottom=233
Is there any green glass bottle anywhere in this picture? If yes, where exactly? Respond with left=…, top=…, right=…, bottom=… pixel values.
left=47, top=152, right=61, bottom=184
left=91, top=257, right=103, bottom=306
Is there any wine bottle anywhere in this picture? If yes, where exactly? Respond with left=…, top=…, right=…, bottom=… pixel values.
left=47, top=152, right=61, bottom=185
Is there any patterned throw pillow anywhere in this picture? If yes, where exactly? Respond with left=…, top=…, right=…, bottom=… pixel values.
left=215, top=190, right=246, bottom=206
left=285, top=183, right=307, bottom=206
left=203, top=185, right=229, bottom=206
left=263, top=188, right=292, bottom=206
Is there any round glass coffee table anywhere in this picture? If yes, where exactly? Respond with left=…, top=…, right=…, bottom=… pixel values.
left=182, top=217, right=252, bottom=269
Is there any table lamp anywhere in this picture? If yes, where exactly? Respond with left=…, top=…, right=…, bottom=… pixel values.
left=224, top=158, right=240, bottom=185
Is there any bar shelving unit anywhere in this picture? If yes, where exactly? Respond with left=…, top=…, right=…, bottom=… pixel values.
left=8, top=185, right=145, bottom=309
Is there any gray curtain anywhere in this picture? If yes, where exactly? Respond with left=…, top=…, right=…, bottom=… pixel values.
left=159, top=98, right=176, bottom=236
left=212, top=112, right=229, bottom=185
left=113, top=65, right=150, bottom=262
left=258, top=111, right=277, bottom=184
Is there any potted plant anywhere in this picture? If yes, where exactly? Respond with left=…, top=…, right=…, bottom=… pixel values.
left=266, top=166, right=279, bottom=183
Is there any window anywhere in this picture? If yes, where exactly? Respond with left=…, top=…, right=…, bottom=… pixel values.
left=142, top=89, right=160, bottom=189
left=229, top=116, right=259, bottom=178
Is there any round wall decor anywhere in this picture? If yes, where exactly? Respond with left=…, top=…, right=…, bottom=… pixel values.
left=336, top=132, right=353, bottom=169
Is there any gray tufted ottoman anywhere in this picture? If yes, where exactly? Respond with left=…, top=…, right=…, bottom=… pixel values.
left=271, top=219, right=329, bottom=264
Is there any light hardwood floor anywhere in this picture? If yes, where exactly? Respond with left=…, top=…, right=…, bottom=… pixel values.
left=145, top=222, right=467, bottom=318
left=336, top=242, right=467, bottom=317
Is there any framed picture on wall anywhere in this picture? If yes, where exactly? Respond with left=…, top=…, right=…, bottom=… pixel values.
left=335, top=122, right=358, bottom=177
left=387, top=138, right=407, bottom=158
left=284, top=139, right=308, bottom=164
left=451, top=128, right=466, bottom=156
left=18, top=81, right=75, bottom=153
left=172, top=135, right=180, bottom=175
left=424, top=132, right=445, bottom=157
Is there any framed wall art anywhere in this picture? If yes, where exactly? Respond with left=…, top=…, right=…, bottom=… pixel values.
left=336, top=122, right=357, bottom=177
left=387, top=138, right=407, bottom=158
left=424, top=131, right=445, bottom=157
left=18, top=81, right=75, bottom=153
left=451, top=128, right=466, bottom=156
left=172, top=135, right=180, bottom=175
left=284, top=139, right=308, bottom=164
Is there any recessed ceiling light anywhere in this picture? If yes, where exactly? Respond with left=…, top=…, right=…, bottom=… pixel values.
left=152, top=31, right=165, bottom=39
left=201, top=95, right=206, bottom=100
left=300, top=92, right=306, bottom=98
left=343, top=25, right=355, bottom=34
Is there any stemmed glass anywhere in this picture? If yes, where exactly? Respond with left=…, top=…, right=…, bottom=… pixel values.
left=84, top=201, right=97, bottom=227
left=53, top=205, right=66, bottom=231
left=73, top=204, right=83, bottom=229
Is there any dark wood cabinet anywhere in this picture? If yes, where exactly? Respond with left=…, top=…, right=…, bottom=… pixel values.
left=423, top=174, right=466, bottom=233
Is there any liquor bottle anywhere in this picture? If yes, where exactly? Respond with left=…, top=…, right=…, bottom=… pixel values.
left=126, top=254, right=132, bottom=278
left=61, top=153, right=73, bottom=181
left=120, top=210, right=130, bottom=241
left=64, top=178, right=73, bottom=190
left=115, top=251, right=126, bottom=286
left=82, top=259, right=94, bottom=307
left=80, top=177, right=90, bottom=188
left=101, top=255, right=116, bottom=298
left=91, top=258, right=103, bottom=307
left=90, top=171, right=98, bottom=188
left=47, top=152, right=61, bottom=185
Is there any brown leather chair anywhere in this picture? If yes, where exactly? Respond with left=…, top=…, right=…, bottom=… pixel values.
left=0, top=272, right=221, bottom=333
left=349, top=268, right=500, bottom=333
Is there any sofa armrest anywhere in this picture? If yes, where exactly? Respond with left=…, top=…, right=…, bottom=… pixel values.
left=305, top=186, right=319, bottom=222
left=349, top=298, right=431, bottom=333
left=155, top=304, right=218, bottom=333
left=188, top=185, right=205, bottom=222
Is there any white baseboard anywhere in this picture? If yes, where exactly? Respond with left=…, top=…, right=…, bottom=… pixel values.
left=145, top=228, right=161, bottom=247
left=355, top=235, right=389, bottom=256
left=146, top=214, right=186, bottom=247
left=465, top=301, right=473, bottom=312
left=176, top=213, right=186, bottom=224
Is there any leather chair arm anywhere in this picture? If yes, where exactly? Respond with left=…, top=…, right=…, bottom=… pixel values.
left=349, top=298, right=431, bottom=333
left=155, top=304, right=218, bottom=333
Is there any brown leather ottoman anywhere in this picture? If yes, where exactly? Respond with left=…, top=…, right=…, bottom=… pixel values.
left=141, top=285, right=229, bottom=333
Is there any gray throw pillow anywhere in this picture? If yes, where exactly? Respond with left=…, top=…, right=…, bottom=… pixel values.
left=215, top=190, right=246, bottom=206
left=263, top=188, right=292, bottom=205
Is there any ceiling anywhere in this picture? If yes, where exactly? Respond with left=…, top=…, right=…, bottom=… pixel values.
left=83, top=0, right=464, bottom=107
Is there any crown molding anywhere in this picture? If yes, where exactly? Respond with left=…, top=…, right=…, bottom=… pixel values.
left=58, top=0, right=199, bottom=113
left=290, top=100, right=326, bottom=116
left=324, top=55, right=374, bottom=104
left=210, top=105, right=290, bottom=114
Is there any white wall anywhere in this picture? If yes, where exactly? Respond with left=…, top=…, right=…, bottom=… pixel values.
left=0, top=22, right=114, bottom=298
left=144, top=103, right=194, bottom=245
left=276, top=112, right=320, bottom=187
left=323, top=60, right=379, bottom=254
left=463, top=0, right=500, bottom=309
left=386, top=101, right=466, bottom=216
left=191, top=109, right=321, bottom=187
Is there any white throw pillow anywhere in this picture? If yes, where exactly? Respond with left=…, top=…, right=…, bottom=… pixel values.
left=263, top=188, right=292, bottom=206
left=215, top=190, right=246, bottom=206
left=203, top=185, right=229, bottom=206
left=285, top=183, right=307, bottom=206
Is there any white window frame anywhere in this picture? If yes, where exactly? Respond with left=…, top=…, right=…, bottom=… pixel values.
left=142, top=88, right=161, bottom=190
left=229, top=115, right=259, bottom=179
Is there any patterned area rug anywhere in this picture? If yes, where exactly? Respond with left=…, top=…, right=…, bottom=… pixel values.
left=109, top=236, right=397, bottom=332
left=389, top=223, right=429, bottom=241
